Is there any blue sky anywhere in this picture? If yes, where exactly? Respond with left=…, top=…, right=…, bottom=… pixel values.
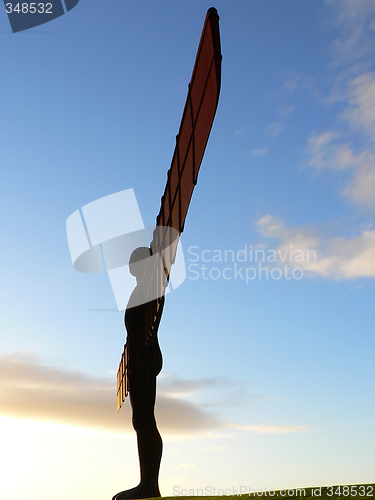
left=0, top=1, right=375, bottom=499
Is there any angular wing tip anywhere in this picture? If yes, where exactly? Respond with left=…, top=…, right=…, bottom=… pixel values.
left=207, top=7, right=219, bottom=18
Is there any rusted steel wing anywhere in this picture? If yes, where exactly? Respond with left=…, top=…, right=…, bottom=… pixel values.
left=117, top=8, right=221, bottom=410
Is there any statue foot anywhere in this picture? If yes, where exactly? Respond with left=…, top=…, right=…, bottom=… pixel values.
left=112, top=483, right=161, bottom=500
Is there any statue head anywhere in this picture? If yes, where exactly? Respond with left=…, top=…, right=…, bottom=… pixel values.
left=129, top=246, right=151, bottom=279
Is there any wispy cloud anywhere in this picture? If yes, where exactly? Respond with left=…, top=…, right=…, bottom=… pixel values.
left=0, top=354, right=310, bottom=437
left=265, top=121, right=284, bottom=138
left=259, top=3, right=375, bottom=280
left=234, top=128, right=246, bottom=136
left=326, top=0, right=375, bottom=66
left=343, top=72, right=375, bottom=139
left=306, top=72, right=375, bottom=209
left=283, top=72, right=317, bottom=95
left=255, top=214, right=375, bottom=280
left=308, top=133, right=375, bottom=209
left=0, top=353, right=219, bottom=436
left=279, top=104, right=295, bottom=118
left=307, top=131, right=348, bottom=170
left=158, top=374, right=221, bottom=399
left=248, top=147, right=267, bottom=157
left=225, top=423, right=310, bottom=434
left=176, top=464, right=197, bottom=470
left=171, top=445, right=226, bottom=452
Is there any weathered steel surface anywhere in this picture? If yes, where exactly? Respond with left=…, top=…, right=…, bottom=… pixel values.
left=116, top=7, right=221, bottom=412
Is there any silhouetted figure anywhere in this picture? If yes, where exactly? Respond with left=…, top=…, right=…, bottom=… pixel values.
left=113, top=10, right=221, bottom=499
left=112, top=247, right=164, bottom=500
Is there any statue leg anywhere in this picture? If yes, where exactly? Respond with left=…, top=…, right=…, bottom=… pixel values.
left=112, top=370, right=162, bottom=500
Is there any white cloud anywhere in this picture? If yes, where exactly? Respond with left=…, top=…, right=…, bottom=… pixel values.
left=306, top=71, right=375, bottom=209
left=279, top=104, right=295, bottom=118
left=283, top=72, right=317, bottom=95
left=326, top=0, right=375, bottom=65
left=265, top=122, right=284, bottom=138
left=234, top=128, right=246, bottom=136
left=306, top=133, right=375, bottom=209
left=307, top=131, right=353, bottom=170
left=256, top=214, right=375, bottom=280
left=327, top=0, right=375, bottom=25
left=344, top=72, right=375, bottom=138
left=322, top=0, right=375, bottom=110
left=343, top=162, right=375, bottom=207
left=268, top=5, right=375, bottom=279
left=249, top=147, right=267, bottom=157
left=284, top=80, right=298, bottom=92
left=176, top=464, right=197, bottom=470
